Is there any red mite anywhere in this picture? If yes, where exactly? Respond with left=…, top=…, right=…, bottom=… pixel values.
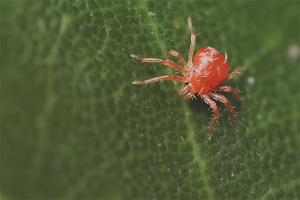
left=131, top=18, right=245, bottom=140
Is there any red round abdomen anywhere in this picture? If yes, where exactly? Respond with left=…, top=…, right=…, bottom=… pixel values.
left=188, top=47, right=229, bottom=94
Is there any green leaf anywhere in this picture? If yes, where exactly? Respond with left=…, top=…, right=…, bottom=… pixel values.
left=1, top=0, right=299, bottom=199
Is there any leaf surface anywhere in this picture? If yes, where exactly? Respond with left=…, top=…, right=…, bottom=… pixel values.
left=1, top=1, right=299, bottom=199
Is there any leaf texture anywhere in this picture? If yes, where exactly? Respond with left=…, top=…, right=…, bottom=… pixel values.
left=1, top=0, right=299, bottom=199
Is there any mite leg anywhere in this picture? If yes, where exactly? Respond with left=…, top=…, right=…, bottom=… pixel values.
left=201, top=94, right=218, bottom=140
left=187, top=17, right=195, bottom=67
left=220, top=68, right=246, bottom=84
left=131, top=54, right=185, bottom=73
left=133, top=75, right=187, bottom=84
left=185, top=92, right=196, bottom=99
left=181, top=85, right=190, bottom=94
left=209, top=92, right=239, bottom=132
left=168, top=50, right=188, bottom=71
left=181, top=84, right=196, bottom=99
left=213, top=86, right=244, bottom=99
left=181, top=84, right=195, bottom=94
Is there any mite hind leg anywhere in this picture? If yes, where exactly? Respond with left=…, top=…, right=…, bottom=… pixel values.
left=209, top=92, right=239, bottom=132
left=201, top=94, right=219, bottom=140
left=213, top=86, right=244, bottom=99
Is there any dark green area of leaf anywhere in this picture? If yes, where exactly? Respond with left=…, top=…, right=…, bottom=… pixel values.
left=1, top=0, right=299, bottom=199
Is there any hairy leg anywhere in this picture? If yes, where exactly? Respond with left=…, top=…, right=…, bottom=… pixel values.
left=201, top=94, right=218, bottom=140
left=209, top=92, right=239, bottom=132
left=185, top=92, right=196, bottom=99
left=168, top=50, right=188, bottom=71
left=133, top=75, right=187, bottom=84
left=181, top=84, right=196, bottom=98
left=131, top=54, right=185, bottom=73
left=188, top=17, right=195, bottom=68
left=181, top=84, right=191, bottom=94
left=213, top=86, right=244, bottom=99
left=220, top=67, right=246, bottom=84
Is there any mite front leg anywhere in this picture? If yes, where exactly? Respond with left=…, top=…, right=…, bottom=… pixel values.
left=133, top=75, right=187, bottom=84
left=201, top=94, right=218, bottom=140
left=168, top=50, right=188, bottom=71
left=131, top=54, right=185, bottom=73
left=209, top=92, right=239, bottom=132
left=213, top=86, right=244, bottom=99
left=188, top=17, right=196, bottom=68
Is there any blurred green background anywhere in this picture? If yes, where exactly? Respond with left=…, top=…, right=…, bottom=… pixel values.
left=1, top=0, right=299, bottom=199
